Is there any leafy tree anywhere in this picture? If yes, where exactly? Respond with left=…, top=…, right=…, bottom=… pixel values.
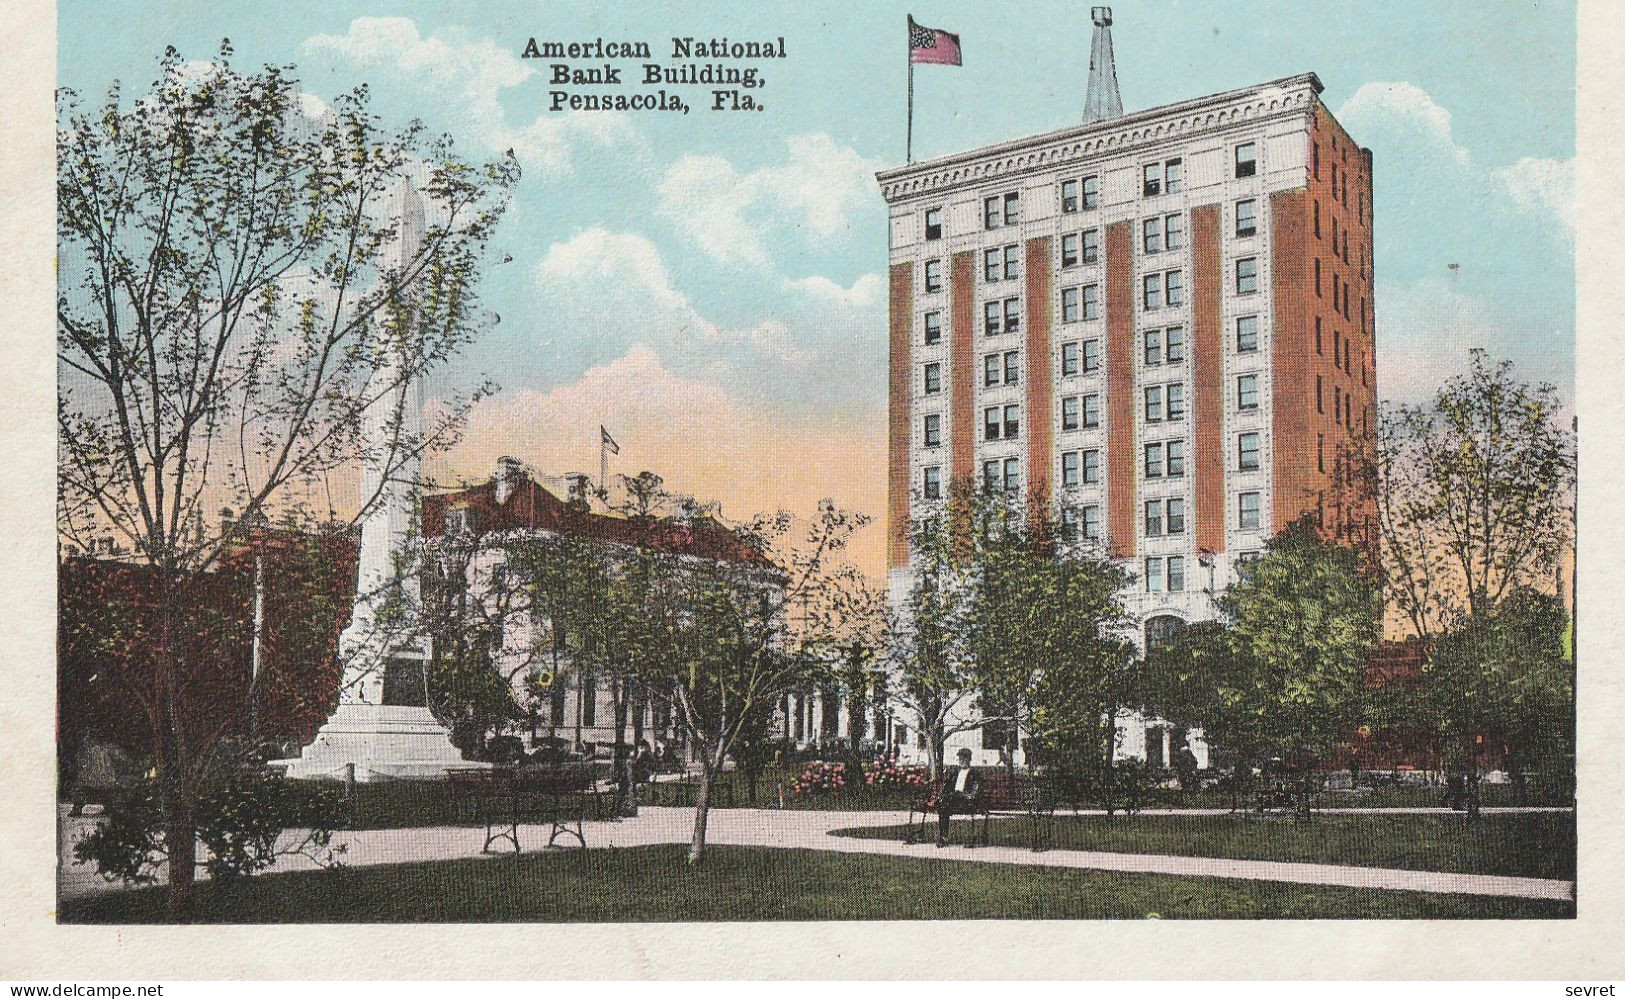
left=1370, top=350, right=1575, bottom=643
left=56, top=43, right=514, bottom=919
left=1138, top=518, right=1380, bottom=784
left=647, top=502, right=870, bottom=863
left=1418, top=587, right=1573, bottom=795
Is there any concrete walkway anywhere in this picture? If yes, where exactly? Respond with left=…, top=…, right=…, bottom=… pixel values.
left=58, top=804, right=1574, bottom=904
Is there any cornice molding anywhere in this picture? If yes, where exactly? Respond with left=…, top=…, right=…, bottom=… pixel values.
left=879, top=74, right=1322, bottom=204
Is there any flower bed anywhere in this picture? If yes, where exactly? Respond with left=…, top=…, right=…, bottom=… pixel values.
left=860, top=753, right=928, bottom=790
left=791, top=760, right=848, bottom=796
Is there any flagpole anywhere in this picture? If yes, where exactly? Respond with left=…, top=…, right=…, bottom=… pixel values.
left=906, top=17, right=915, bottom=164
left=600, top=433, right=608, bottom=497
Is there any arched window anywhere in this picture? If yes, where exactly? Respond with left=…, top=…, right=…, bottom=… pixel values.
left=1144, top=614, right=1186, bottom=655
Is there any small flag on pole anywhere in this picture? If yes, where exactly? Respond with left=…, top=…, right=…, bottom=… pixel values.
left=600, top=425, right=620, bottom=455
left=909, top=16, right=962, bottom=65
left=906, top=16, right=961, bottom=164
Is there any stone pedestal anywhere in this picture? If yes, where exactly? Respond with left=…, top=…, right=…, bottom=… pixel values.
left=273, top=704, right=488, bottom=782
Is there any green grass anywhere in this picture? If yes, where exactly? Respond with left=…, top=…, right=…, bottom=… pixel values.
left=58, top=845, right=1573, bottom=923
left=836, top=812, right=1576, bottom=881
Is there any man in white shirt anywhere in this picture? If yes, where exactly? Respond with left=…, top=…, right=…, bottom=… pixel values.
left=936, top=747, right=981, bottom=846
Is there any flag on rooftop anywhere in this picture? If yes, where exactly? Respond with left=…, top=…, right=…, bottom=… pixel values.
left=908, top=16, right=961, bottom=66
left=600, top=425, right=620, bottom=455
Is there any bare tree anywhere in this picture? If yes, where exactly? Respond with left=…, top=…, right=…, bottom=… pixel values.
left=56, top=42, right=515, bottom=919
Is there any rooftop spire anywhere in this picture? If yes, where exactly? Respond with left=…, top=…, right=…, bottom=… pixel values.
left=1083, top=6, right=1123, bottom=124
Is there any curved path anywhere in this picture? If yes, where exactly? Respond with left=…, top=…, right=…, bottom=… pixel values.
left=57, top=805, right=1575, bottom=903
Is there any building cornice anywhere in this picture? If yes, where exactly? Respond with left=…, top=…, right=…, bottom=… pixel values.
left=877, top=72, right=1324, bottom=204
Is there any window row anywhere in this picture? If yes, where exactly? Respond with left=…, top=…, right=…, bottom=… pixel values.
left=984, top=405, right=1021, bottom=441
left=984, top=191, right=1021, bottom=229
left=1144, top=555, right=1187, bottom=593
left=984, top=244, right=1021, bottom=283
left=983, top=350, right=1019, bottom=387
left=1144, top=382, right=1185, bottom=423
left=1144, top=270, right=1184, bottom=311
left=1060, top=229, right=1100, bottom=268
left=1060, top=449, right=1101, bottom=487
left=1145, top=497, right=1186, bottom=537
left=922, top=311, right=1259, bottom=358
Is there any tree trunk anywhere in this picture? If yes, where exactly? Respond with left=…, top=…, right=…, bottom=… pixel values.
left=612, top=680, right=635, bottom=817
left=686, top=757, right=713, bottom=865
left=162, top=771, right=195, bottom=923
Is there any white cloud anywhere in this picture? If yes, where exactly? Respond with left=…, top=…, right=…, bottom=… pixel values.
left=1493, top=157, right=1575, bottom=237
left=781, top=272, right=883, bottom=308
left=1337, top=82, right=1471, bottom=167
left=656, top=134, right=884, bottom=268
left=304, top=17, right=642, bottom=176
left=526, top=227, right=883, bottom=416
left=1375, top=276, right=1569, bottom=407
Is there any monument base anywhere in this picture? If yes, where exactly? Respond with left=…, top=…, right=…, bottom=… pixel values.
left=272, top=704, right=490, bottom=782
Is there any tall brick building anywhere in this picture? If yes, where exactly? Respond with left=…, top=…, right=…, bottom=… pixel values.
left=877, top=69, right=1377, bottom=765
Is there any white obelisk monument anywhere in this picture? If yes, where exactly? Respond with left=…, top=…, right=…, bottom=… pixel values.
left=278, top=177, right=485, bottom=782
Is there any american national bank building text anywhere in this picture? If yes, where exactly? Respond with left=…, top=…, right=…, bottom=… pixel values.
left=878, top=16, right=1377, bottom=770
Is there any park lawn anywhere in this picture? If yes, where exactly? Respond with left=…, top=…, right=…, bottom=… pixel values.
left=835, top=812, right=1576, bottom=881
left=58, top=845, right=1572, bottom=923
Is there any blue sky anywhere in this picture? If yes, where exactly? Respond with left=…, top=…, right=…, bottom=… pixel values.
left=59, top=0, right=1576, bottom=573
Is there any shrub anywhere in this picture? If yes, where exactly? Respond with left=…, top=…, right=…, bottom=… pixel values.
left=73, top=771, right=347, bottom=884
left=791, top=760, right=848, bottom=796
left=859, top=753, right=928, bottom=789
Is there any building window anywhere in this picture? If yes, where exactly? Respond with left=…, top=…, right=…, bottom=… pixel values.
left=1238, top=431, right=1261, bottom=471
left=1236, top=198, right=1257, bottom=237
left=1235, top=141, right=1257, bottom=178
left=923, top=465, right=942, bottom=500
left=1143, top=329, right=1162, bottom=365
left=923, top=414, right=941, bottom=447
left=1166, top=440, right=1185, bottom=477
left=984, top=406, right=1001, bottom=441
left=982, top=460, right=1000, bottom=492
left=924, top=258, right=942, bottom=293
left=1145, top=442, right=1163, bottom=478
left=1145, top=385, right=1163, bottom=423
left=984, top=353, right=1001, bottom=388
left=1238, top=491, right=1261, bottom=530
left=1146, top=210, right=1185, bottom=252
left=1004, top=298, right=1021, bottom=335
left=1315, top=316, right=1323, bottom=354
left=1062, top=451, right=1081, bottom=488
left=984, top=196, right=1000, bottom=229
left=1083, top=449, right=1100, bottom=484
left=1166, top=382, right=1185, bottom=420
left=1144, top=216, right=1162, bottom=254
left=925, top=207, right=942, bottom=241
left=1167, top=497, right=1186, bottom=534
left=1316, top=374, right=1324, bottom=413
left=984, top=300, right=1002, bottom=337
left=1061, top=395, right=1080, bottom=431
left=1166, top=326, right=1184, bottom=363
left=1168, top=555, right=1186, bottom=592
left=1145, top=499, right=1164, bottom=536
left=1004, top=350, right=1019, bottom=385
left=1237, top=373, right=1259, bottom=410
left=1061, top=178, right=1080, bottom=214
left=1003, top=404, right=1020, bottom=440
left=1317, top=433, right=1326, bottom=474
left=1236, top=256, right=1259, bottom=295
left=1312, top=141, right=1320, bottom=180
left=1145, top=557, right=1164, bottom=593
left=1003, top=457, right=1020, bottom=493
left=1166, top=270, right=1184, bottom=307
left=1082, top=228, right=1099, bottom=264
left=1060, top=506, right=1081, bottom=539
left=924, top=362, right=942, bottom=394
left=984, top=248, right=1001, bottom=283
left=1061, top=341, right=1080, bottom=376
left=1314, top=257, right=1322, bottom=296
left=1082, top=504, right=1101, bottom=540
left=1165, top=158, right=1183, bottom=193
left=1236, top=315, right=1258, bottom=353
left=1061, top=232, right=1080, bottom=268
left=1062, top=286, right=1080, bottom=324
left=1314, top=199, right=1321, bottom=239
left=1082, top=284, right=1099, bottom=321
left=1004, top=244, right=1020, bottom=280
left=1142, top=158, right=1181, bottom=197
left=1082, top=175, right=1099, bottom=210
left=1143, top=272, right=1162, bottom=311
left=1004, top=192, right=1020, bottom=226
left=924, top=310, right=942, bottom=345
left=1334, top=385, right=1343, bottom=425
left=1083, top=393, right=1100, bottom=428
left=1164, top=213, right=1184, bottom=251
left=1083, top=338, right=1101, bottom=373
left=1143, top=163, right=1161, bottom=198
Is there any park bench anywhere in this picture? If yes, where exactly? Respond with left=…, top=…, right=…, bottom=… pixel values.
left=447, top=766, right=598, bottom=854
left=905, top=769, right=1057, bottom=851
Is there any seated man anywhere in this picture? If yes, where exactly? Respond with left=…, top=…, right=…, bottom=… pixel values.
left=936, top=748, right=982, bottom=846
